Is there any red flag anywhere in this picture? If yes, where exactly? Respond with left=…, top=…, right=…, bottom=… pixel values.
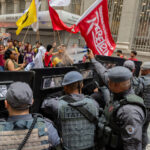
left=48, top=0, right=79, bottom=34
left=76, top=0, right=116, bottom=56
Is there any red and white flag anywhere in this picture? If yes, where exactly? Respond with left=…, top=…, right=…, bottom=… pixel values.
left=49, top=0, right=70, bottom=7
left=76, top=0, right=116, bottom=56
left=48, top=0, right=79, bottom=34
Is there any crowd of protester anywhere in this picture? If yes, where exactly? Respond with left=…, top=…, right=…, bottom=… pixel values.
left=0, top=40, right=75, bottom=71
left=116, top=49, right=138, bottom=61
left=0, top=39, right=139, bottom=71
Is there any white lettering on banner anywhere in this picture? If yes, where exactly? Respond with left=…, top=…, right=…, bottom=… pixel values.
left=86, top=8, right=109, bottom=55
left=99, top=6, right=114, bottom=50
left=86, top=17, right=97, bottom=35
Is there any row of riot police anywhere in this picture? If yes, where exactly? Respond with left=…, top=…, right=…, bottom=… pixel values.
left=0, top=50, right=150, bottom=150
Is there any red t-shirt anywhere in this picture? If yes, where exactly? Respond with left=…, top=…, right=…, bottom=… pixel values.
left=44, top=52, right=52, bottom=67
left=128, top=58, right=138, bottom=61
left=0, top=54, right=4, bottom=66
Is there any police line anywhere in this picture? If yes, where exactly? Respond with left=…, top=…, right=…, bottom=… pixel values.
left=0, top=55, right=142, bottom=117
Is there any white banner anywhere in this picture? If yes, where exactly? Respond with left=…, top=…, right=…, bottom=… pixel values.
left=49, top=0, right=71, bottom=7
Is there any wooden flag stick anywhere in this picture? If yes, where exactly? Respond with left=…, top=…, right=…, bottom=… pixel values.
left=36, top=30, right=40, bottom=42
left=57, top=31, right=62, bottom=45
left=22, top=26, right=30, bottom=43
left=66, top=33, right=72, bottom=47
left=53, top=30, right=56, bottom=42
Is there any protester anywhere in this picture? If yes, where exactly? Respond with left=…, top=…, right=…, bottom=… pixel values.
left=52, top=44, right=73, bottom=67
left=116, top=50, right=127, bottom=59
left=5, top=40, right=18, bottom=53
left=54, top=44, right=74, bottom=66
left=18, top=41, right=25, bottom=64
left=24, top=42, right=29, bottom=52
left=0, top=44, right=6, bottom=71
left=36, top=41, right=46, bottom=59
left=0, top=37, right=3, bottom=45
left=44, top=42, right=59, bottom=67
left=4, top=49, right=26, bottom=71
left=24, top=44, right=34, bottom=64
left=129, top=50, right=138, bottom=61
left=5, top=40, right=20, bottom=63
left=13, top=40, right=19, bottom=52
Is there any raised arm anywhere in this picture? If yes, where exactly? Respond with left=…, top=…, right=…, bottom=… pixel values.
left=88, top=50, right=109, bottom=86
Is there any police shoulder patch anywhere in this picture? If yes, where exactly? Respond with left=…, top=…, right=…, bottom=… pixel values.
left=125, top=125, right=135, bottom=135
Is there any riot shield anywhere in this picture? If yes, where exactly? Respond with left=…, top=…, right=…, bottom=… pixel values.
left=95, top=55, right=142, bottom=77
left=31, top=67, right=77, bottom=113
left=0, top=71, right=35, bottom=118
left=74, top=62, right=96, bottom=85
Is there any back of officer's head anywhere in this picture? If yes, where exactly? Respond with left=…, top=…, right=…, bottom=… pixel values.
left=5, top=82, right=33, bottom=114
left=108, top=66, right=132, bottom=93
left=123, top=60, right=135, bottom=73
left=141, top=62, right=150, bottom=76
left=62, top=71, right=83, bottom=94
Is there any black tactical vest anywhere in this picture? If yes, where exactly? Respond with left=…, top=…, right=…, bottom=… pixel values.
left=99, top=94, right=146, bottom=149
left=140, top=76, right=150, bottom=108
left=0, top=116, right=49, bottom=150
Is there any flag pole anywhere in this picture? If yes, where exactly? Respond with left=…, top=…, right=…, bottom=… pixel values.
left=22, top=26, right=30, bottom=43
left=53, top=30, right=56, bottom=42
left=66, top=33, right=72, bottom=47
left=36, top=30, right=40, bottom=42
left=57, top=31, right=62, bottom=45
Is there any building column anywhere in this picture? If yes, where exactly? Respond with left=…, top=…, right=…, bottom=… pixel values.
left=14, top=0, right=20, bottom=13
left=25, top=0, right=31, bottom=9
left=116, top=0, right=140, bottom=51
left=1, top=0, right=6, bottom=14
left=0, top=0, right=6, bottom=33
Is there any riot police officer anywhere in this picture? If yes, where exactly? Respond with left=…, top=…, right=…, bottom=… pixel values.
left=138, top=62, right=150, bottom=150
left=42, top=71, right=99, bottom=150
left=123, top=60, right=143, bottom=95
left=88, top=51, right=146, bottom=150
left=124, top=61, right=150, bottom=149
left=0, top=82, right=61, bottom=150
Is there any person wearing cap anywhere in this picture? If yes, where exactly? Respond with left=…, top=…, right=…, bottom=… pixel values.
left=42, top=71, right=99, bottom=150
left=88, top=50, right=146, bottom=150
left=123, top=60, right=143, bottom=95
left=116, top=50, right=127, bottom=59
left=124, top=61, right=150, bottom=149
left=136, top=62, right=150, bottom=150
left=0, top=82, right=61, bottom=150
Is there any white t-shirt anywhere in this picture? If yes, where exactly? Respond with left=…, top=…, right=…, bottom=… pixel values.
left=33, top=46, right=46, bottom=68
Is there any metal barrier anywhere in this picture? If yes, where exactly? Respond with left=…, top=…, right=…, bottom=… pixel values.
left=0, top=71, right=35, bottom=118
left=131, top=0, right=150, bottom=52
